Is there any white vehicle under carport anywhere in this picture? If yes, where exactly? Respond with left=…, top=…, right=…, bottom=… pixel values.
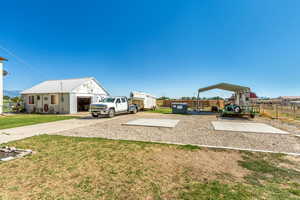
left=90, top=96, right=138, bottom=118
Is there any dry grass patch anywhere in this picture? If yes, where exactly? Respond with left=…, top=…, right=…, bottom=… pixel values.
left=146, top=148, right=248, bottom=184
left=0, top=135, right=299, bottom=200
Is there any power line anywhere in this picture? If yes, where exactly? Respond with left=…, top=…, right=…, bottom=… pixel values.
left=0, top=44, right=34, bottom=69
left=0, top=44, right=48, bottom=80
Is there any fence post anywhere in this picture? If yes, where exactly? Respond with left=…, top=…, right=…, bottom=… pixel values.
left=276, top=104, right=279, bottom=119
left=293, top=104, right=296, bottom=120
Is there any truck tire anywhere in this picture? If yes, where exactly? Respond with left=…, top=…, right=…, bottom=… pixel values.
left=234, top=106, right=241, bottom=113
left=92, top=113, right=98, bottom=118
left=108, top=108, right=115, bottom=118
left=131, top=107, right=137, bottom=114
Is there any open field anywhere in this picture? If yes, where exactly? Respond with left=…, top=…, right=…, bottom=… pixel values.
left=0, top=135, right=299, bottom=200
left=0, top=114, right=77, bottom=130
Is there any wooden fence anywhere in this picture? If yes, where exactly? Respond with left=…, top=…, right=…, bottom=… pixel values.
left=256, top=103, right=300, bottom=121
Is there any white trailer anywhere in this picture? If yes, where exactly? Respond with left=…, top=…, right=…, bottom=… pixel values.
left=130, top=91, right=156, bottom=110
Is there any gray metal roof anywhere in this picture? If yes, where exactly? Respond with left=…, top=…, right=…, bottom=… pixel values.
left=198, top=83, right=250, bottom=93
left=21, top=77, right=108, bottom=94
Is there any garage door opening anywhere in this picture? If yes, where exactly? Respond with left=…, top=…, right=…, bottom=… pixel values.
left=77, top=97, right=91, bottom=112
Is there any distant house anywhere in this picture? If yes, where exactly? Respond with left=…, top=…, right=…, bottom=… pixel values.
left=21, top=77, right=109, bottom=114
left=279, top=96, right=300, bottom=105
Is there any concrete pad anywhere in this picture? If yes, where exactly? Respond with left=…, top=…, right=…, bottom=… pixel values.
left=123, top=118, right=180, bottom=128
left=212, top=121, right=289, bottom=134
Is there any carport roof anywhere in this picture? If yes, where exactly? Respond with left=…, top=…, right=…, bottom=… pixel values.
left=198, top=83, right=250, bottom=93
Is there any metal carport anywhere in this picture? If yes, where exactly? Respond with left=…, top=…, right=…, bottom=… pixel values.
left=197, top=83, right=251, bottom=109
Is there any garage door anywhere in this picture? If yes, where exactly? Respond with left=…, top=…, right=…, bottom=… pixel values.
left=77, top=97, right=91, bottom=112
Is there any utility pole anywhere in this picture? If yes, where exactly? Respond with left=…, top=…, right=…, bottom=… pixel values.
left=0, top=57, right=7, bottom=115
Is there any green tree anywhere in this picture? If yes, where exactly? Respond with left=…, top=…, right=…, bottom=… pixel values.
left=158, top=96, right=170, bottom=100
left=10, top=96, right=22, bottom=103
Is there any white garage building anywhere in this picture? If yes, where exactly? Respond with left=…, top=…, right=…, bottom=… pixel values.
left=21, top=77, right=109, bottom=114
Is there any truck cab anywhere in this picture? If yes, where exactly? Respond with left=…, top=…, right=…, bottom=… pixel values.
left=90, top=96, right=138, bottom=118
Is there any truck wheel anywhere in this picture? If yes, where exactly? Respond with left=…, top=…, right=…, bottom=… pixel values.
left=234, top=106, right=241, bottom=113
left=131, top=107, right=137, bottom=114
left=108, top=109, right=115, bottom=118
left=92, top=113, right=98, bottom=118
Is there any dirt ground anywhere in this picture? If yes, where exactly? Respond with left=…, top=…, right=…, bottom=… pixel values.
left=146, top=147, right=249, bottom=183
left=54, top=112, right=300, bottom=154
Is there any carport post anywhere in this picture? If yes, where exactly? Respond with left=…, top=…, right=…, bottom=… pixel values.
left=197, top=91, right=200, bottom=111
left=293, top=104, right=296, bottom=119
left=235, top=92, right=240, bottom=105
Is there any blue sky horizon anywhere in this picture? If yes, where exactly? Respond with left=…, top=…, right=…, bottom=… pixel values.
left=1, top=0, right=299, bottom=98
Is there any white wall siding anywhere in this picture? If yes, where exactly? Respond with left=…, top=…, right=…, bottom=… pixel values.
left=22, top=94, right=35, bottom=113
left=59, top=93, right=70, bottom=114
left=73, top=79, right=108, bottom=96
left=0, top=63, right=3, bottom=114
left=69, top=93, right=77, bottom=114
left=22, top=93, right=71, bottom=114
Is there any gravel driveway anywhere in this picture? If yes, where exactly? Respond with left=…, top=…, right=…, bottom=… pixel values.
left=54, top=112, right=300, bottom=155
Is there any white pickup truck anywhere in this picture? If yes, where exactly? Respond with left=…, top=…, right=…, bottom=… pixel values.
left=90, top=96, right=138, bottom=118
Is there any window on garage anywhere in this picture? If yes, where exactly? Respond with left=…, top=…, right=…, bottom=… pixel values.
left=51, top=95, right=58, bottom=104
left=29, top=96, right=34, bottom=104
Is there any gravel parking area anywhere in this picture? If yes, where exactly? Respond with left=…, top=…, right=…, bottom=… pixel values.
left=54, top=112, right=300, bottom=155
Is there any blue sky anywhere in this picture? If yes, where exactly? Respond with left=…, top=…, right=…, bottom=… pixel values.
left=1, top=0, right=299, bottom=98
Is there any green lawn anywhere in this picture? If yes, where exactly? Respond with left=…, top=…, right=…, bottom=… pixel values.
left=146, top=107, right=191, bottom=115
left=0, top=135, right=299, bottom=200
left=0, top=114, right=77, bottom=130
left=146, top=107, right=172, bottom=114
left=3, top=99, right=11, bottom=113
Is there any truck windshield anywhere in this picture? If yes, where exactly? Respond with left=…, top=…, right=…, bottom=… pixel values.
left=102, top=98, right=115, bottom=103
